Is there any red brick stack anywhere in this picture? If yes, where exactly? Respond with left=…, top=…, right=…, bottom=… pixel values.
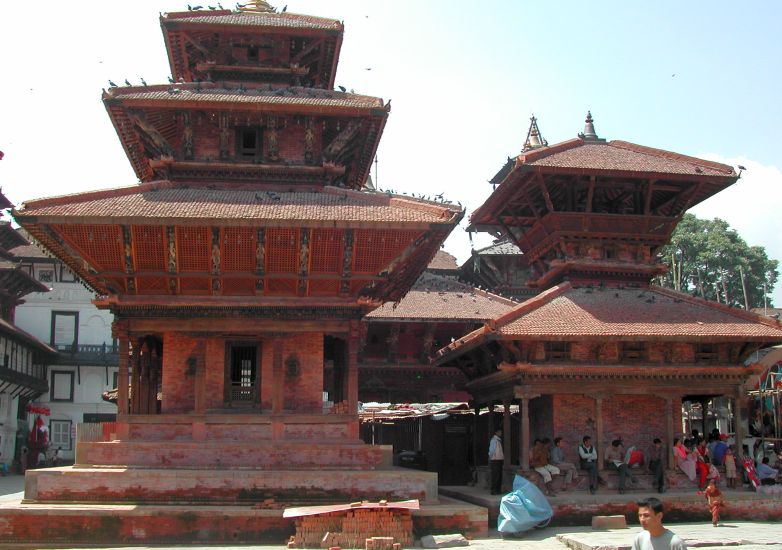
left=290, top=507, right=413, bottom=548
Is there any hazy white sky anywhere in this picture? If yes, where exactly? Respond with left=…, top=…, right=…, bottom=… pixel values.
left=1, top=1, right=780, bottom=302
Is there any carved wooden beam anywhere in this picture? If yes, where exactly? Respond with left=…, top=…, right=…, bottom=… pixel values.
left=128, top=110, right=175, bottom=158
left=339, top=229, right=354, bottom=296
left=166, top=226, right=177, bottom=294
left=255, top=228, right=265, bottom=293
left=182, top=32, right=210, bottom=56
left=291, top=38, right=324, bottom=63
left=121, top=226, right=136, bottom=293
left=211, top=227, right=221, bottom=295
left=298, top=228, right=310, bottom=296
left=536, top=173, right=556, bottom=213
left=323, top=120, right=361, bottom=162
left=644, top=179, right=656, bottom=215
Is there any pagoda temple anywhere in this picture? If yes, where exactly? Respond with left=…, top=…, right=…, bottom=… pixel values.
left=435, top=114, right=782, bottom=487
left=5, top=4, right=484, bottom=543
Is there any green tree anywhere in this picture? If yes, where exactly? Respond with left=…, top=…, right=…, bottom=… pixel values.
left=656, top=213, right=778, bottom=309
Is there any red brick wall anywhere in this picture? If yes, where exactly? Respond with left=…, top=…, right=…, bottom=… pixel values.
left=603, top=394, right=666, bottom=458
left=552, top=394, right=598, bottom=463
left=529, top=395, right=553, bottom=442
left=161, top=333, right=199, bottom=413
left=261, top=333, right=323, bottom=412
left=204, top=338, right=226, bottom=409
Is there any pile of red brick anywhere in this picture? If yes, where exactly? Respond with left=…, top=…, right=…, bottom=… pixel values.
left=289, top=507, right=413, bottom=548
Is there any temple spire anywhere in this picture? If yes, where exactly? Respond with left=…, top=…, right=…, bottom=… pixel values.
left=522, top=115, right=548, bottom=152
left=579, top=111, right=599, bottom=141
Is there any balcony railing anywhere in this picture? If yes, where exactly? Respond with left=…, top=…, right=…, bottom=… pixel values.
left=55, top=343, right=119, bottom=366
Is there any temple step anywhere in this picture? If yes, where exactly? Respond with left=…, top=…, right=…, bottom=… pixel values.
left=24, top=466, right=439, bottom=505
left=77, top=440, right=392, bottom=469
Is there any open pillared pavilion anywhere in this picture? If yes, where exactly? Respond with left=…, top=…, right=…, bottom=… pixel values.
left=2, top=3, right=492, bottom=544
left=434, top=114, right=782, bottom=488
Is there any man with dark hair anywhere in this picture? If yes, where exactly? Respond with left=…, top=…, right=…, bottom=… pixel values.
left=648, top=438, right=666, bottom=493
left=550, top=436, right=579, bottom=489
left=633, top=497, right=687, bottom=549
left=579, top=435, right=600, bottom=494
left=757, top=457, right=778, bottom=485
left=488, top=429, right=504, bottom=495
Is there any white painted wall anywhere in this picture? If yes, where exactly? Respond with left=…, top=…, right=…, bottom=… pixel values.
left=14, top=256, right=118, bottom=462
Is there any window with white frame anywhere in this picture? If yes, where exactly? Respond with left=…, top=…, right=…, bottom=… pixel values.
left=50, top=370, right=74, bottom=401
left=59, top=264, right=77, bottom=283
left=50, top=420, right=72, bottom=451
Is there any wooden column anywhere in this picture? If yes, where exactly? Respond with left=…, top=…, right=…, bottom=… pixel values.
left=472, top=403, right=481, bottom=470
left=272, top=337, right=284, bottom=414
left=502, top=399, right=512, bottom=468
left=347, top=321, right=360, bottom=415
left=734, top=385, right=747, bottom=457
left=131, top=338, right=142, bottom=415
left=664, top=395, right=675, bottom=469
left=515, top=387, right=539, bottom=471
left=117, top=336, right=129, bottom=418
left=595, top=393, right=605, bottom=469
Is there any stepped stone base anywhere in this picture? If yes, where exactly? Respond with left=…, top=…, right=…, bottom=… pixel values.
left=77, top=439, right=391, bottom=469
left=25, top=466, right=438, bottom=504
left=0, top=498, right=487, bottom=545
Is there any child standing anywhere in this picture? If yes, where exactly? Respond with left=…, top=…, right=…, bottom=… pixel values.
left=724, top=447, right=737, bottom=489
left=703, top=479, right=725, bottom=526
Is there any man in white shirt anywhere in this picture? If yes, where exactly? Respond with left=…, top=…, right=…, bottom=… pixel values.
left=488, top=429, right=504, bottom=495
left=632, top=497, right=687, bottom=550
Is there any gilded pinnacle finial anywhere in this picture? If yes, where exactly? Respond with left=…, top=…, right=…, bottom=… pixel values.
left=580, top=110, right=598, bottom=140
left=523, top=114, right=548, bottom=152
left=238, top=1, right=277, bottom=13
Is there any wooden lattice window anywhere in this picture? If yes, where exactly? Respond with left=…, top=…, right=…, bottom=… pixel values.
left=179, top=276, right=211, bottom=294
left=132, top=226, right=166, bottom=271
left=176, top=227, right=211, bottom=272
left=695, top=343, right=718, bottom=364
left=222, top=227, right=256, bottom=272
left=135, top=276, right=169, bottom=294
left=222, top=277, right=256, bottom=296
left=620, top=341, right=646, bottom=362
left=265, top=228, right=298, bottom=273
left=55, top=225, right=124, bottom=272
left=236, top=127, right=262, bottom=159
left=352, top=230, right=419, bottom=274
left=310, top=229, right=343, bottom=274
left=545, top=341, right=571, bottom=361
left=266, top=278, right=297, bottom=295
left=308, top=279, right=340, bottom=296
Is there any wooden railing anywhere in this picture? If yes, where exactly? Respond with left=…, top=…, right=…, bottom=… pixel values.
left=77, top=422, right=117, bottom=443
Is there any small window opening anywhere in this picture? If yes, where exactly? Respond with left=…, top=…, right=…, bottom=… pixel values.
left=247, top=45, right=259, bottom=61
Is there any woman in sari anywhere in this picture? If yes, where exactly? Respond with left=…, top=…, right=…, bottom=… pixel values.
left=673, top=438, right=697, bottom=482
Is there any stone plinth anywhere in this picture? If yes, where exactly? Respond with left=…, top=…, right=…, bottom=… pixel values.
left=77, top=440, right=391, bottom=469
left=25, top=466, right=439, bottom=504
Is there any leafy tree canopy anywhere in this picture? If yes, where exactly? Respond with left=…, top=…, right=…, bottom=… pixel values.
left=655, top=213, right=778, bottom=309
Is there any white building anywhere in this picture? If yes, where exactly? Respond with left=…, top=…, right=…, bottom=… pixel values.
left=0, top=218, right=56, bottom=472
left=11, top=230, right=118, bottom=463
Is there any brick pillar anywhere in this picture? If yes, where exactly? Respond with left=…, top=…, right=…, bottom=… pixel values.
left=272, top=336, right=284, bottom=414
left=502, top=399, right=511, bottom=468
left=347, top=321, right=360, bottom=416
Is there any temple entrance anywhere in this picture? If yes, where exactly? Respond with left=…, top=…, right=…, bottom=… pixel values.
left=227, top=343, right=260, bottom=406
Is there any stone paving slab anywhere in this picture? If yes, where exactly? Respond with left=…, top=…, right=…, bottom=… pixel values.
left=556, top=521, right=782, bottom=550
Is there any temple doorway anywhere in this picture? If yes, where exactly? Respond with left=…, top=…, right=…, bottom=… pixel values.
left=227, top=343, right=260, bottom=406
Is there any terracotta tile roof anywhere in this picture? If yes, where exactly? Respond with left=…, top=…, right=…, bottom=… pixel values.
left=15, top=182, right=460, bottom=227
left=473, top=240, right=522, bottom=256
left=493, top=284, right=782, bottom=340
left=163, top=10, right=343, bottom=31
left=427, top=251, right=458, bottom=271
left=366, top=272, right=517, bottom=322
left=521, top=140, right=735, bottom=178
left=105, top=84, right=384, bottom=110
left=8, top=229, right=49, bottom=259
